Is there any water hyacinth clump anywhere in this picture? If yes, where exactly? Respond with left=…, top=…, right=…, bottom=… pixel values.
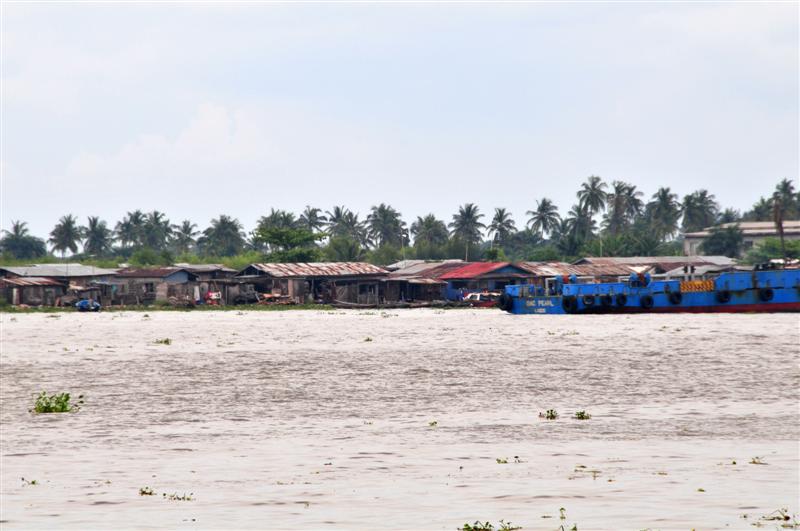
left=574, top=411, right=592, bottom=420
left=31, top=392, right=83, bottom=413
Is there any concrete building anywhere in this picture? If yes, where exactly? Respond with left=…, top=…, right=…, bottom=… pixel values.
left=683, top=221, right=800, bottom=256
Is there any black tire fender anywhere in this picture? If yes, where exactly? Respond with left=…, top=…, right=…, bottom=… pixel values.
left=615, top=293, right=627, bottom=307
left=640, top=294, right=654, bottom=310
left=716, top=290, right=731, bottom=303
left=668, top=291, right=682, bottom=305
left=758, top=288, right=774, bottom=302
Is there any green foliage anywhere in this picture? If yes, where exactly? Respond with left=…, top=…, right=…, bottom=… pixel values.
left=744, top=237, right=800, bottom=263
left=139, top=486, right=155, bottom=496
left=154, top=338, right=172, bottom=345
left=324, top=236, right=365, bottom=262
left=543, top=409, right=558, bottom=420
left=483, top=247, right=507, bottom=262
left=32, top=391, right=83, bottom=413
left=573, top=411, right=591, bottom=420
left=129, top=248, right=174, bottom=266
left=699, top=225, right=744, bottom=258
left=365, top=244, right=404, bottom=266
left=0, top=221, right=47, bottom=259
left=253, top=226, right=324, bottom=263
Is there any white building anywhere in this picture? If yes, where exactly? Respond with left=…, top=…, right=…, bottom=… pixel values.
left=683, top=221, right=800, bottom=256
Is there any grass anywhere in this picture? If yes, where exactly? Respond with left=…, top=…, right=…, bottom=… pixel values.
left=428, top=420, right=438, bottom=427
left=139, top=487, right=155, bottom=496
left=364, top=336, right=373, bottom=342
left=163, top=492, right=194, bottom=501
left=154, top=338, right=172, bottom=345
left=496, top=458, right=508, bottom=464
left=573, top=411, right=591, bottom=420
left=31, top=391, right=83, bottom=413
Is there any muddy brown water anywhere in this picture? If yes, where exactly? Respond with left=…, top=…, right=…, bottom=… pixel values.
left=1, top=310, right=798, bottom=529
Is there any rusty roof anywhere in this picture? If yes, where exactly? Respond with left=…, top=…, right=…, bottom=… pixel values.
left=0, top=276, right=65, bottom=287
left=116, top=267, right=197, bottom=279
left=439, top=262, right=532, bottom=280
left=240, top=262, right=389, bottom=278
left=519, top=261, right=636, bottom=277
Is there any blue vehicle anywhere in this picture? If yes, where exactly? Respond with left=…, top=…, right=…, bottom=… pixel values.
left=499, top=266, right=800, bottom=315
left=75, top=299, right=101, bottom=312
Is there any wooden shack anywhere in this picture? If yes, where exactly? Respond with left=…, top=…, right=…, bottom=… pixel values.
left=235, top=262, right=389, bottom=304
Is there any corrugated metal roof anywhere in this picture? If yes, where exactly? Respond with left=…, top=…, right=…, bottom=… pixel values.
left=685, top=221, right=800, bottom=238
left=0, top=276, right=65, bottom=287
left=518, top=261, right=628, bottom=277
left=388, top=260, right=464, bottom=278
left=116, top=267, right=193, bottom=278
left=439, top=262, right=531, bottom=280
left=173, top=263, right=237, bottom=273
left=242, top=262, right=389, bottom=278
left=0, top=264, right=118, bottom=277
left=574, top=256, right=735, bottom=266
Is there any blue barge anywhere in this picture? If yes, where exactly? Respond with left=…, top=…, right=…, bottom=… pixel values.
left=499, top=267, right=800, bottom=314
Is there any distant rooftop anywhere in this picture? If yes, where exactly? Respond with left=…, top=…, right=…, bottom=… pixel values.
left=238, top=262, right=388, bottom=278
left=685, top=220, right=800, bottom=238
left=0, top=263, right=118, bottom=277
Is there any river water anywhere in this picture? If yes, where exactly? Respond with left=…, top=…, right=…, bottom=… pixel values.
left=1, top=310, right=798, bottom=529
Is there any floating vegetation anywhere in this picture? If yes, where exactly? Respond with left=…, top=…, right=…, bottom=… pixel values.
left=364, top=337, right=373, bottom=342
left=154, top=338, right=172, bottom=345
left=749, top=456, right=768, bottom=465
left=496, top=458, right=508, bottom=464
left=755, top=508, right=798, bottom=528
left=163, top=492, right=194, bottom=501
left=31, top=391, right=82, bottom=413
left=429, top=420, right=438, bottom=427
left=139, top=486, right=155, bottom=496
left=697, top=488, right=706, bottom=492
left=539, top=409, right=558, bottom=420
left=21, top=477, right=37, bottom=486
left=461, top=520, right=520, bottom=531
left=573, top=411, right=591, bottom=420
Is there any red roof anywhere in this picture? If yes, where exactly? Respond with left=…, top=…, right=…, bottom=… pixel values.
left=439, top=262, right=529, bottom=280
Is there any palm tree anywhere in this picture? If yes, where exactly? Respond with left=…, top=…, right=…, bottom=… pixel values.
left=115, top=210, right=146, bottom=248
left=141, top=211, right=172, bottom=250
left=743, top=197, right=773, bottom=221
left=298, top=206, right=327, bottom=233
left=172, top=220, right=199, bottom=255
left=198, top=215, right=246, bottom=257
left=774, top=178, right=798, bottom=219
left=0, top=221, right=46, bottom=259
left=577, top=175, right=608, bottom=215
left=717, top=208, right=741, bottom=224
left=325, top=206, right=352, bottom=238
left=773, top=192, right=786, bottom=259
left=604, top=181, right=644, bottom=236
left=83, top=216, right=113, bottom=256
left=367, top=203, right=406, bottom=247
left=565, top=204, right=596, bottom=242
left=645, top=187, right=681, bottom=239
left=449, top=203, right=485, bottom=260
left=526, top=198, right=561, bottom=238
left=49, top=214, right=83, bottom=258
left=681, top=190, right=718, bottom=233
left=410, top=214, right=449, bottom=247
left=488, top=207, right=516, bottom=247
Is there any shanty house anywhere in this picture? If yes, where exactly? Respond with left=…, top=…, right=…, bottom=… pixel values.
left=235, top=262, right=389, bottom=304
left=383, top=260, right=464, bottom=302
left=0, top=277, right=66, bottom=306
left=572, top=255, right=736, bottom=275
left=104, top=268, right=199, bottom=304
left=438, top=262, right=535, bottom=300
left=683, top=221, right=800, bottom=256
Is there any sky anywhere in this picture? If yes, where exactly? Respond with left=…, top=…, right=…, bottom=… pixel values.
left=2, top=2, right=798, bottom=239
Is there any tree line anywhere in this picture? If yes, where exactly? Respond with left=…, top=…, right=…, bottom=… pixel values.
left=2, top=177, right=797, bottom=267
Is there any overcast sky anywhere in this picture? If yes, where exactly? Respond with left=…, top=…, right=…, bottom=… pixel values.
left=2, top=2, right=798, bottom=238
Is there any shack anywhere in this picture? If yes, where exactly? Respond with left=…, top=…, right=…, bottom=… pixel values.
left=571, top=256, right=735, bottom=275
left=0, top=263, right=118, bottom=287
left=0, top=277, right=66, bottom=306
left=235, top=262, right=389, bottom=304
left=438, top=262, right=535, bottom=300
left=103, top=267, right=199, bottom=305
left=383, top=260, right=464, bottom=302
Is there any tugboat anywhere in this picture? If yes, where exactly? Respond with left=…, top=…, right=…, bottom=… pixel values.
left=498, top=263, right=800, bottom=315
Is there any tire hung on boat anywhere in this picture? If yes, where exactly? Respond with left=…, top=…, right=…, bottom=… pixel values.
left=582, top=295, right=595, bottom=307
left=758, top=288, right=774, bottom=302
left=716, top=290, right=731, bottom=303
left=562, top=296, right=577, bottom=313
left=615, top=293, right=627, bottom=307
left=640, top=294, right=654, bottom=310
left=668, top=291, right=683, bottom=305
left=600, top=294, right=613, bottom=307
left=498, top=293, right=514, bottom=312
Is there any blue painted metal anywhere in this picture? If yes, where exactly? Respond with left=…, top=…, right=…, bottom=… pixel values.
left=501, top=269, right=800, bottom=314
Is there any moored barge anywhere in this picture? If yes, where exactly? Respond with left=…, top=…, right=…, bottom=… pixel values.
left=499, top=265, right=800, bottom=314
